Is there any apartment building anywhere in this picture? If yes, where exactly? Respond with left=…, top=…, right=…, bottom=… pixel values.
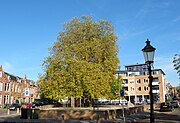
left=117, top=63, right=166, bottom=104
left=0, top=65, right=39, bottom=108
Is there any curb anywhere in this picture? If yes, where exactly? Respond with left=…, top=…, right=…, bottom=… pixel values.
left=0, top=113, right=20, bottom=118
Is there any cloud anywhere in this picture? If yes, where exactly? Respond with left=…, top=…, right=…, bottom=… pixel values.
left=135, top=7, right=149, bottom=19
left=155, top=56, right=174, bottom=70
left=154, top=55, right=179, bottom=86
left=173, top=16, right=180, bottom=22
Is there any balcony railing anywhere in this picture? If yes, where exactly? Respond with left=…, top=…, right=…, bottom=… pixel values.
left=123, top=83, right=128, bottom=87
left=153, top=90, right=159, bottom=93
left=152, top=82, right=159, bottom=85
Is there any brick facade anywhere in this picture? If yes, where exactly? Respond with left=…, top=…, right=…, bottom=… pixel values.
left=0, top=65, right=39, bottom=108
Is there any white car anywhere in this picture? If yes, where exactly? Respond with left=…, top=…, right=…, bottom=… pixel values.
left=9, top=104, right=21, bottom=110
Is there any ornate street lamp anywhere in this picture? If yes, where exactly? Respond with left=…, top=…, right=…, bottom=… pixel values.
left=142, top=39, right=156, bottom=123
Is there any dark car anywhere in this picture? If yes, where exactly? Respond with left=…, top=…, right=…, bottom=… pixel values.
left=32, top=102, right=44, bottom=108
left=160, top=102, right=174, bottom=112
left=171, top=100, right=179, bottom=108
left=9, top=104, right=21, bottom=111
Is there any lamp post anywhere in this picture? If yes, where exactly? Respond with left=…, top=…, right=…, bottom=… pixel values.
left=142, top=39, right=156, bottom=123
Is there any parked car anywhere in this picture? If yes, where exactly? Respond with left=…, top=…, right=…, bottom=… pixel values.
left=32, top=102, right=44, bottom=108
left=120, top=99, right=128, bottom=105
left=111, top=100, right=120, bottom=105
left=160, top=102, right=174, bottom=112
left=9, top=104, right=21, bottom=111
left=111, top=99, right=128, bottom=105
left=171, top=100, right=179, bottom=108
left=104, top=101, right=111, bottom=105
left=173, top=98, right=180, bottom=105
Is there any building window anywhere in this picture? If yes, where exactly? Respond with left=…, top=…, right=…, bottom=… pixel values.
left=144, top=86, right=149, bottom=91
left=153, top=71, right=158, bottom=75
left=130, top=80, right=134, bottom=84
left=137, top=87, right=141, bottom=91
left=130, top=87, right=134, bottom=91
left=18, top=86, right=21, bottom=92
left=0, top=82, right=2, bottom=91
left=123, top=79, right=128, bottom=84
left=0, top=95, right=2, bottom=104
left=7, top=76, right=10, bottom=81
left=4, top=83, right=9, bottom=92
left=144, top=79, right=148, bottom=83
left=143, top=72, right=148, bottom=75
left=4, top=95, right=9, bottom=104
left=124, top=87, right=128, bottom=91
left=15, top=85, right=18, bottom=92
left=136, top=79, right=141, bottom=84
left=153, top=78, right=158, bottom=82
left=10, top=96, right=13, bottom=104
left=11, top=84, right=14, bottom=92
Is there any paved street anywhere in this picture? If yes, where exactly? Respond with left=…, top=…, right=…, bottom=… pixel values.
left=0, top=108, right=180, bottom=122
left=135, top=108, right=180, bottom=123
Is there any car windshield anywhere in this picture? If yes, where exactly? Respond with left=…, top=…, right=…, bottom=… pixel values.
left=161, top=102, right=170, bottom=106
left=10, top=104, right=19, bottom=107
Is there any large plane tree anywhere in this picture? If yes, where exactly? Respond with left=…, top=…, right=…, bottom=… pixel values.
left=38, top=16, right=121, bottom=106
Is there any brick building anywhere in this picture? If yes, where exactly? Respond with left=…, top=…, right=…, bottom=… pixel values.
left=117, top=63, right=166, bottom=104
left=0, top=65, right=39, bottom=108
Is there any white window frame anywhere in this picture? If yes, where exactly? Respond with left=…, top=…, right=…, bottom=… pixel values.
left=0, top=82, right=2, bottom=91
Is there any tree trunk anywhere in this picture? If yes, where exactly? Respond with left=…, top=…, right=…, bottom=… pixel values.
left=71, top=96, right=75, bottom=108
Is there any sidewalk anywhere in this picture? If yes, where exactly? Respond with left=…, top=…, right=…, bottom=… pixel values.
left=0, top=110, right=149, bottom=123
left=0, top=109, right=20, bottom=117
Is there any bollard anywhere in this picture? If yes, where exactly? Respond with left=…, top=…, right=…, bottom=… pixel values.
left=61, top=115, right=65, bottom=123
left=96, top=115, right=100, bottom=123
left=7, top=108, right=10, bottom=115
left=16, top=108, right=20, bottom=114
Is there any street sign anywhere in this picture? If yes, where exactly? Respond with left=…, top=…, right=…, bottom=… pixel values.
left=120, top=90, right=124, bottom=97
left=25, top=89, right=29, bottom=96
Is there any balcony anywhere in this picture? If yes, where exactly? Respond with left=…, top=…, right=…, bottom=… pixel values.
left=125, top=90, right=128, bottom=95
left=153, top=90, right=159, bottom=93
left=152, top=82, right=159, bottom=85
left=123, top=83, right=128, bottom=87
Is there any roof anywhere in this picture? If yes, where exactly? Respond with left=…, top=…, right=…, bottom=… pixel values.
left=125, top=63, right=146, bottom=67
left=153, top=69, right=166, bottom=75
left=118, top=63, right=166, bottom=75
left=4, top=72, right=35, bottom=82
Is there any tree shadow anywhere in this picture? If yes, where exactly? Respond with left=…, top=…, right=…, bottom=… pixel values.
left=154, top=111, right=180, bottom=121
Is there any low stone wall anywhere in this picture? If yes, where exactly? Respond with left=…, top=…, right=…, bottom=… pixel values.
left=39, top=105, right=144, bottom=120
left=116, top=106, right=144, bottom=118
